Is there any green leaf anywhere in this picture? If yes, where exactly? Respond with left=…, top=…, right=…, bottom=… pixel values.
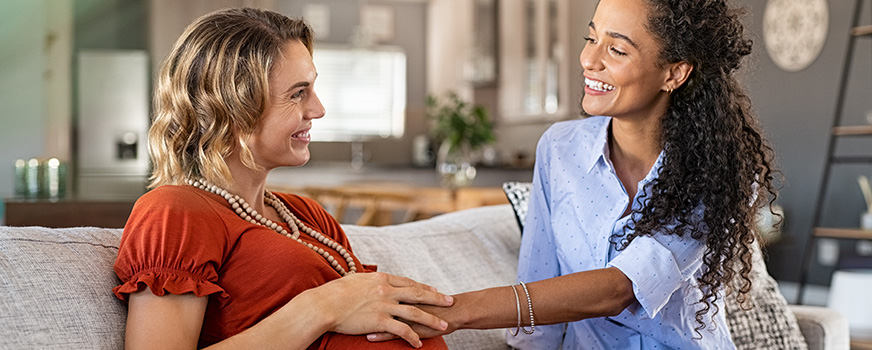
left=425, top=92, right=496, bottom=150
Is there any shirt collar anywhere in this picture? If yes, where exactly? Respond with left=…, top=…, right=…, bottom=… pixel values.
left=583, top=116, right=612, bottom=174
left=642, top=150, right=666, bottom=185
left=584, top=117, right=666, bottom=183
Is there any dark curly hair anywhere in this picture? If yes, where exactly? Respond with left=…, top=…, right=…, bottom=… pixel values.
left=608, top=0, right=780, bottom=336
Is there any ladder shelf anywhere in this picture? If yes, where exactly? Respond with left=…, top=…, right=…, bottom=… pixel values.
left=796, top=0, right=872, bottom=304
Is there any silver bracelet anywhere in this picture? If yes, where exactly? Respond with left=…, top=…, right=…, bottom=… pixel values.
left=519, top=281, right=535, bottom=334
left=510, top=284, right=521, bottom=336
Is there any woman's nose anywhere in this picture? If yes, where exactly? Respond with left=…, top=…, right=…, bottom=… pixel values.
left=307, top=92, right=326, bottom=120
left=579, top=44, right=602, bottom=72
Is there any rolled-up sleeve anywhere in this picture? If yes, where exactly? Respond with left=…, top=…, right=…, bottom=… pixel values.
left=607, top=231, right=706, bottom=319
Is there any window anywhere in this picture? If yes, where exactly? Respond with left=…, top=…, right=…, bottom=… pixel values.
left=311, top=46, right=407, bottom=141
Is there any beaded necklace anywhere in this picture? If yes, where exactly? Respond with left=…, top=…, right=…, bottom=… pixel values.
left=187, top=178, right=357, bottom=276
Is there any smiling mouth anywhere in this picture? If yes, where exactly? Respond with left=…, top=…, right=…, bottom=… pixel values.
left=292, top=130, right=310, bottom=138
left=585, top=77, right=615, bottom=92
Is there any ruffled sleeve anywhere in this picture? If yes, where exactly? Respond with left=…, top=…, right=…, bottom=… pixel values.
left=113, top=186, right=233, bottom=301
left=113, top=267, right=227, bottom=300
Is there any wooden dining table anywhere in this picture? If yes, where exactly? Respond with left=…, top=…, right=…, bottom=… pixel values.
left=266, top=182, right=509, bottom=226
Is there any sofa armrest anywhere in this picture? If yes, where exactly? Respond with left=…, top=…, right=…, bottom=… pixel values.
left=789, top=305, right=850, bottom=350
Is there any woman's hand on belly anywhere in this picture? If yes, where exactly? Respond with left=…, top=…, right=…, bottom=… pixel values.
left=299, top=272, right=454, bottom=348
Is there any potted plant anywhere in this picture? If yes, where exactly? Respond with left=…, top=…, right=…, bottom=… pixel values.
left=426, top=92, right=496, bottom=188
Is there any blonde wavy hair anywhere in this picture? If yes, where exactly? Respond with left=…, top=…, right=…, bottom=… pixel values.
left=148, top=8, right=313, bottom=188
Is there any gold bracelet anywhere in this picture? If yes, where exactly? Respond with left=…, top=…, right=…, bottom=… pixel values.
left=519, top=281, right=535, bottom=334
left=510, top=284, right=521, bottom=336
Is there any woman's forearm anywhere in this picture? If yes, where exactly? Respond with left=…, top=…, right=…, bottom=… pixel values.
left=435, top=267, right=636, bottom=331
left=522, top=267, right=636, bottom=325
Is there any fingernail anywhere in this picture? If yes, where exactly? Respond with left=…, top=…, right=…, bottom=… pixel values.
left=445, top=295, right=454, bottom=303
left=367, top=334, right=377, bottom=341
left=441, top=320, right=448, bottom=330
left=415, top=340, right=423, bottom=348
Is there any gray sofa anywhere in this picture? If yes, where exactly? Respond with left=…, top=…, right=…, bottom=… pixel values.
left=0, top=204, right=849, bottom=349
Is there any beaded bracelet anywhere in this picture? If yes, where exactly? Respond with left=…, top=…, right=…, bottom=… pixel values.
left=510, top=285, right=522, bottom=336
left=519, top=281, right=535, bottom=334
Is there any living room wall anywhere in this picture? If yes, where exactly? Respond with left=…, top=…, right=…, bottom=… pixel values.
left=0, top=1, right=71, bottom=200
left=0, top=2, right=47, bottom=199
left=737, top=0, right=872, bottom=288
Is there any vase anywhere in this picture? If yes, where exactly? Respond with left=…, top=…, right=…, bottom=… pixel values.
left=436, top=141, right=477, bottom=189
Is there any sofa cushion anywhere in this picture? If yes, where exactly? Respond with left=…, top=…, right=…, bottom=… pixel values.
left=0, top=226, right=126, bottom=349
left=344, top=204, right=520, bottom=350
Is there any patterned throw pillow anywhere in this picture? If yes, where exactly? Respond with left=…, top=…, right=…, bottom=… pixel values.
left=724, top=244, right=809, bottom=350
left=501, top=181, right=532, bottom=232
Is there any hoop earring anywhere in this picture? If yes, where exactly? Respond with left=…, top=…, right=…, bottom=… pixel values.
left=667, top=88, right=674, bottom=95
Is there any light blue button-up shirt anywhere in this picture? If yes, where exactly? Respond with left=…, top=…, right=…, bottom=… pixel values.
left=507, top=116, right=734, bottom=350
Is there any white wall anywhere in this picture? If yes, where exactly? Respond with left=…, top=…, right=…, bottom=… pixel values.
left=0, top=0, right=73, bottom=198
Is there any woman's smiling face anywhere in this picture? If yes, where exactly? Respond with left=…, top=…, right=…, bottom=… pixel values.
left=247, top=39, right=325, bottom=170
left=579, top=0, right=674, bottom=121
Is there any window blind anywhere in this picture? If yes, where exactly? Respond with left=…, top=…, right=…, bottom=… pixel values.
left=311, top=46, right=407, bottom=141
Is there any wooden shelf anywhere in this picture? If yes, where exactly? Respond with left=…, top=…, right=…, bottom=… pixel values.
left=4, top=198, right=136, bottom=228
left=853, top=25, right=872, bottom=37
left=833, top=125, right=872, bottom=136
left=799, top=0, right=872, bottom=305
left=814, top=227, right=872, bottom=240
left=832, top=156, right=872, bottom=163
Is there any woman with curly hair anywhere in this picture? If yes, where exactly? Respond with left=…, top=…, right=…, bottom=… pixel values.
left=370, top=0, right=778, bottom=348
left=112, top=8, right=453, bottom=349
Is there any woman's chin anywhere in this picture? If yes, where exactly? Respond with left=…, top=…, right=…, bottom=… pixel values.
left=582, top=106, right=605, bottom=117
left=581, top=99, right=605, bottom=117
left=285, top=151, right=311, bottom=168
left=290, top=157, right=310, bottom=167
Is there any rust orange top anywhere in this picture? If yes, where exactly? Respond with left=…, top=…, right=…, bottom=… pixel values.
left=114, top=185, right=446, bottom=349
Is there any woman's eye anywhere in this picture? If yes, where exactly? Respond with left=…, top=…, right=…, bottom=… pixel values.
left=583, top=36, right=596, bottom=44
left=610, top=47, right=627, bottom=56
left=290, top=90, right=305, bottom=100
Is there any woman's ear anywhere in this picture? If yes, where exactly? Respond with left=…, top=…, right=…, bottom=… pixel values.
left=663, top=61, right=693, bottom=92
